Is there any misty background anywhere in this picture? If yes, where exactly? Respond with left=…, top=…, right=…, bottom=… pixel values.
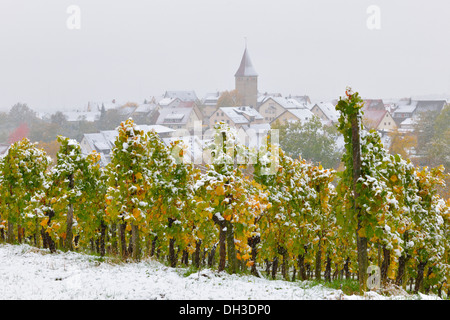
left=0, top=0, right=449, bottom=113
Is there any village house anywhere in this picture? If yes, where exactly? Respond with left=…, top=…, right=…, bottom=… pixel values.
left=287, top=95, right=311, bottom=106
left=158, top=97, right=182, bottom=108
left=199, top=91, right=222, bottom=121
left=392, top=99, right=446, bottom=125
left=359, top=99, right=397, bottom=132
left=362, top=109, right=397, bottom=132
left=398, top=117, right=418, bottom=133
left=130, top=99, right=159, bottom=123
left=271, top=108, right=316, bottom=127
left=258, top=96, right=306, bottom=123
left=156, top=107, right=201, bottom=134
left=309, top=102, right=340, bottom=125
left=209, top=106, right=264, bottom=129
left=392, top=101, right=418, bottom=125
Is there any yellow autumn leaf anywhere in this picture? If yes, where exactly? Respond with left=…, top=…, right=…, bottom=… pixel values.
left=40, top=218, right=49, bottom=227
left=133, top=208, right=140, bottom=219
left=135, top=172, right=143, bottom=180
left=357, top=228, right=366, bottom=238
left=215, top=185, right=225, bottom=196
left=126, top=224, right=132, bottom=232
left=390, top=175, right=398, bottom=183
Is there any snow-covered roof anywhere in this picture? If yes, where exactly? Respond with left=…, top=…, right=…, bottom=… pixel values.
left=118, top=105, right=137, bottom=116
left=400, top=117, right=418, bottom=126
left=363, top=99, right=385, bottom=111
left=164, top=90, right=198, bottom=102
left=398, top=117, right=417, bottom=133
left=220, top=106, right=263, bottom=124
left=99, top=130, right=119, bottom=146
left=260, top=96, right=309, bottom=110
left=0, top=143, right=10, bottom=158
left=289, top=95, right=311, bottom=105
left=63, top=111, right=100, bottom=122
left=312, top=102, right=340, bottom=123
left=273, top=97, right=306, bottom=109
left=202, top=92, right=221, bottom=105
left=415, top=100, right=446, bottom=113
left=284, top=108, right=315, bottom=123
left=156, top=108, right=194, bottom=125
left=158, top=97, right=179, bottom=106
left=133, top=103, right=157, bottom=114
left=393, top=103, right=417, bottom=115
left=138, top=125, right=175, bottom=134
left=363, top=109, right=388, bottom=129
left=82, top=133, right=115, bottom=155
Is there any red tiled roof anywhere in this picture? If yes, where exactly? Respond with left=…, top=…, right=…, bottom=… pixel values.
left=363, top=109, right=387, bottom=129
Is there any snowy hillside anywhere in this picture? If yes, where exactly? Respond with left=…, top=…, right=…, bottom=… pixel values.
left=0, top=244, right=440, bottom=300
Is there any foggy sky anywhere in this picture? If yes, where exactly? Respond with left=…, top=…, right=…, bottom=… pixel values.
left=1, top=0, right=449, bottom=113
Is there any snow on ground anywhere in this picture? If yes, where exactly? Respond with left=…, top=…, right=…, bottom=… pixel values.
left=0, top=244, right=441, bottom=300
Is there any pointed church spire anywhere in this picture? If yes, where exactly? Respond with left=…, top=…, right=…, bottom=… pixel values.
left=234, top=43, right=258, bottom=77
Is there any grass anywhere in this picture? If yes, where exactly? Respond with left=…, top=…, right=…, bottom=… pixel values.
left=180, top=262, right=361, bottom=296
left=316, top=278, right=360, bottom=296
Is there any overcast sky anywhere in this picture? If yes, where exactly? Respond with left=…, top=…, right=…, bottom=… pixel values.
left=0, top=0, right=449, bottom=113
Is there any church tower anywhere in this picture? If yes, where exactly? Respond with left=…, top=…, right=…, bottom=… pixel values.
left=235, top=45, right=258, bottom=108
